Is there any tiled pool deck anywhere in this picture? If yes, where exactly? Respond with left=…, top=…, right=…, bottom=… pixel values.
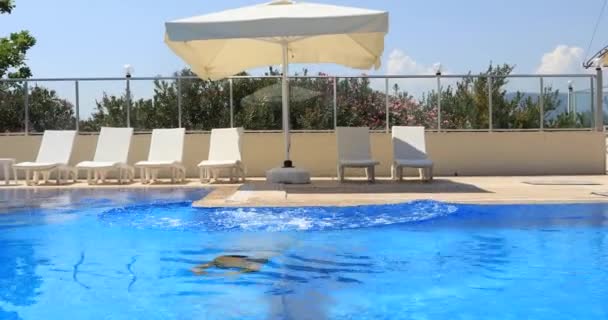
left=2, top=176, right=608, bottom=207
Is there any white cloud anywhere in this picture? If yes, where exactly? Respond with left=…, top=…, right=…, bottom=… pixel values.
left=536, top=45, right=585, bottom=74
left=386, top=49, right=437, bottom=75
left=382, top=49, right=447, bottom=97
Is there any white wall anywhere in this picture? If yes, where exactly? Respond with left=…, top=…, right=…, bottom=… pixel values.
left=0, top=131, right=605, bottom=178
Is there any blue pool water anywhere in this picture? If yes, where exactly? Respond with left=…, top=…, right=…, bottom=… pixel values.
left=0, top=189, right=607, bottom=319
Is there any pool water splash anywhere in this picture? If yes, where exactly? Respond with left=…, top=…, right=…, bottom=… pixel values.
left=99, top=200, right=459, bottom=232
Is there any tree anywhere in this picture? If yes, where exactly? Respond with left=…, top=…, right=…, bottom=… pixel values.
left=420, top=64, right=581, bottom=129
left=0, top=0, right=40, bottom=132
left=27, top=86, right=75, bottom=132
left=0, top=85, right=23, bottom=132
left=1, top=0, right=36, bottom=79
left=79, top=94, right=128, bottom=131
left=0, top=0, right=15, bottom=14
left=0, top=86, right=75, bottom=132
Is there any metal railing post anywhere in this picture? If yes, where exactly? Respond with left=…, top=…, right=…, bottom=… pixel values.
left=75, top=81, right=80, bottom=132
left=589, top=76, right=595, bottom=124
left=177, top=76, right=182, bottom=128
left=333, top=77, right=338, bottom=129
left=125, top=77, right=131, bottom=128
left=229, top=78, right=234, bottom=128
left=539, top=77, right=544, bottom=130
left=488, top=76, right=493, bottom=131
left=437, top=74, right=442, bottom=132
left=596, top=68, right=604, bottom=131
left=385, top=78, right=390, bottom=133
left=23, top=81, right=29, bottom=135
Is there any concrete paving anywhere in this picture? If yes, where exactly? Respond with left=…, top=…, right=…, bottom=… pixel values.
left=2, top=176, right=608, bottom=207
left=194, top=176, right=608, bottom=207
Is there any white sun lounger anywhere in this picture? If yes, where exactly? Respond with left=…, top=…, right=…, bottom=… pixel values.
left=336, top=127, right=379, bottom=182
left=392, top=126, right=434, bottom=181
left=13, top=130, right=78, bottom=185
left=134, top=128, right=186, bottom=184
left=76, top=127, right=135, bottom=185
left=198, top=127, right=246, bottom=183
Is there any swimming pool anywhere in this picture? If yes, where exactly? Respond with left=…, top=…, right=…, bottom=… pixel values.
left=0, top=189, right=607, bottom=319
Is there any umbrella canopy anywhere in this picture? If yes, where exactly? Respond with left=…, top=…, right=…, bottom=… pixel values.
left=164, top=0, right=388, bottom=164
left=241, top=83, right=322, bottom=107
left=165, top=0, right=388, bottom=80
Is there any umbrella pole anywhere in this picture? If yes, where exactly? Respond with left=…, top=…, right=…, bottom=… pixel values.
left=281, top=42, right=292, bottom=167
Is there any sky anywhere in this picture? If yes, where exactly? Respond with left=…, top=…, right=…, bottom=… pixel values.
left=2, top=0, right=608, bottom=115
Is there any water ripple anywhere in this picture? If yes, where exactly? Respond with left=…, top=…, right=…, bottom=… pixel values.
left=72, top=252, right=90, bottom=290
left=126, top=256, right=138, bottom=292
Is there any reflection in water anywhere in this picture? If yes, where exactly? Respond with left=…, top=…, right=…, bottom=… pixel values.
left=462, top=235, right=511, bottom=283
left=180, top=233, right=371, bottom=320
left=0, top=239, right=45, bottom=319
left=265, top=252, right=372, bottom=320
left=0, top=188, right=206, bottom=215
left=0, top=308, right=20, bottom=320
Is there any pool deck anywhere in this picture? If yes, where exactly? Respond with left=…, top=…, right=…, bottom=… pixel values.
left=2, top=175, right=608, bottom=207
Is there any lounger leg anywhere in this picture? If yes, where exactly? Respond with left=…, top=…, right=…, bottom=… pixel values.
left=33, top=171, right=39, bottom=185
left=25, top=170, right=30, bottom=186
left=139, top=168, right=145, bottom=184
left=399, top=167, right=404, bottom=181
left=370, top=166, right=376, bottom=183
left=425, top=167, right=433, bottom=182
left=337, top=165, right=344, bottom=182
left=3, top=165, right=9, bottom=185
left=199, top=167, right=204, bottom=184
left=129, top=168, right=134, bottom=183
left=12, top=167, right=17, bottom=185
left=365, top=167, right=371, bottom=181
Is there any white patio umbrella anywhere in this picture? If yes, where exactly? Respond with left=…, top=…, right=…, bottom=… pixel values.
left=165, top=0, right=388, bottom=166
